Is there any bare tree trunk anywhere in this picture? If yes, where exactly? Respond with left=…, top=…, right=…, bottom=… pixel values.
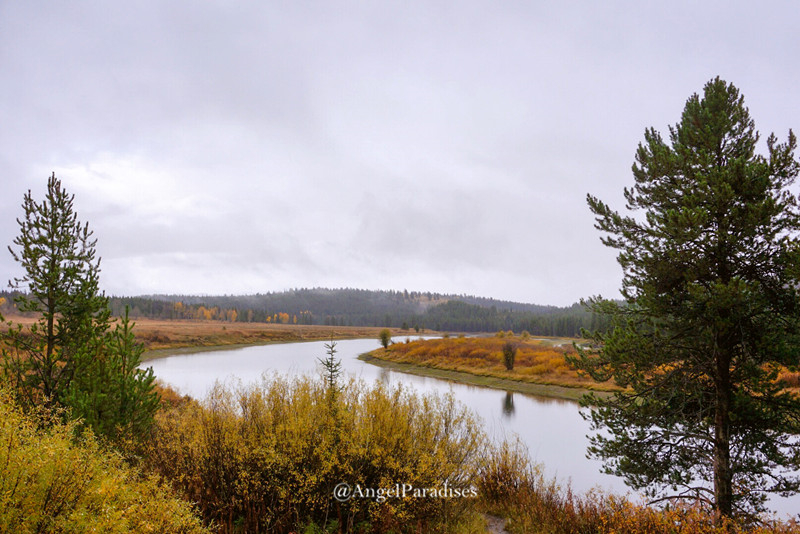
left=714, top=349, right=733, bottom=519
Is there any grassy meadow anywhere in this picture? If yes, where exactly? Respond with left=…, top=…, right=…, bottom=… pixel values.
left=365, top=333, right=800, bottom=400
left=0, top=313, right=416, bottom=359
left=134, top=319, right=418, bottom=357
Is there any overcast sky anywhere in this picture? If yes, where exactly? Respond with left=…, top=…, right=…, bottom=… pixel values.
left=1, top=2, right=798, bottom=306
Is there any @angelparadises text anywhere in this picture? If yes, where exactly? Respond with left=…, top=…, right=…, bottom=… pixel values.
left=333, top=482, right=478, bottom=503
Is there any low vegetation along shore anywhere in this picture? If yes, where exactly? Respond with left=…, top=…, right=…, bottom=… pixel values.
left=0, top=314, right=419, bottom=360
left=134, top=321, right=616, bottom=401
left=3, top=314, right=799, bottom=532
left=362, top=333, right=620, bottom=402
left=364, top=333, right=800, bottom=402
left=4, top=318, right=800, bottom=531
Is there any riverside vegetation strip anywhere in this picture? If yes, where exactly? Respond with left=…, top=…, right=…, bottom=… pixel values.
left=1, top=315, right=412, bottom=359
left=130, top=319, right=617, bottom=401
left=70, top=319, right=798, bottom=396
left=122, top=319, right=417, bottom=360
left=131, top=320, right=617, bottom=401
left=119, top=318, right=799, bottom=400
left=6, top=317, right=800, bottom=531
left=362, top=335, right=800, bottom=402
left=361, top=334, right=622, bottom=401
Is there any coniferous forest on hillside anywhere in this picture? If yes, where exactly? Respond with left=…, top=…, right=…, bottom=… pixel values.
left=2, top=288, right=607, bottom=336
left=69, top=288, right=610, bottom=336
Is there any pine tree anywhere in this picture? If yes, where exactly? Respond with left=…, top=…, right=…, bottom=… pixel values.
left=2, top=173, right=159, bottom=443
left=318, top=339, right=342, bottom=392
left=570, top=78, right=800, bottom=519
left=3, top=173, right=109, bottom=408
left=66, top=307, right=159, bottom=442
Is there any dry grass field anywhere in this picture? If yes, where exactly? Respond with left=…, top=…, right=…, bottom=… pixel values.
left=131, top=319, right=402, bottom=352
left=0, top=313, right=414, bottom=359
left=5, top=312, right=798, bottom=395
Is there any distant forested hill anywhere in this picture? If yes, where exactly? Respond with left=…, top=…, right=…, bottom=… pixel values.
left=0, top=288, right=607, bottom=337
left=98, top=288, right=609, bottom=337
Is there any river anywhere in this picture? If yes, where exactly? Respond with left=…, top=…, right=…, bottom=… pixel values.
left=145, top=337, right=799, bottom=519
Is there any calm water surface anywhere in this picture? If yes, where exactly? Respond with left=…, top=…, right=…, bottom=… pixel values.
left=145, top=337, right=798, bottom=518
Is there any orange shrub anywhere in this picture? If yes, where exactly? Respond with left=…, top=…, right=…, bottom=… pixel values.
left=382, top=336, right=618, bottom=391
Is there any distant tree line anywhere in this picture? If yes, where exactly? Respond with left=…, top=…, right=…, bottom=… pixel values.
left=33, top=288, right=614, bottom=337
left=422, top=300, right=611, bottom=336
left=2, top=287, right=611, bottom=337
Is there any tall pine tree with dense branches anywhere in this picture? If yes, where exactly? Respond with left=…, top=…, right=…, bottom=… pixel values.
left=3, top=173, right=110, bottom=408
left=570, top=78, right=800, bottom=519
left=2, top=173, right=158, bottom=443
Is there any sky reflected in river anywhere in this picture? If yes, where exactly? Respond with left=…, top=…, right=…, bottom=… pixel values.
left=145, top=338, right=798, bottom=518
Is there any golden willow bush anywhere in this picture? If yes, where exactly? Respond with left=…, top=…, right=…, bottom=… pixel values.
left=144, top=375, right=487, bottom=533
left=0, top=388, right=208, bottom=534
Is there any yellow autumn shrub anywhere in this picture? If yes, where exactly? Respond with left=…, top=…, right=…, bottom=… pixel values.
left=0, top=388, right=208, bottom=534
left=144, top=375, right=487, bottom=533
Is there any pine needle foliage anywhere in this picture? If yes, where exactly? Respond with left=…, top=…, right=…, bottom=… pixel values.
left=570, top=77, right=800, bottom=519
left=318, top=339, right=342, bottom=392
left=3, top=173, right=109, bottom=409
left=66, top=307, right=160, bottom=443
left=2, top=174, right=159, bottom=444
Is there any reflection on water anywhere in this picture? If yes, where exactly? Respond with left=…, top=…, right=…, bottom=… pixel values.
left=144, top=338, right=624, bottom=496
left=144, top=337, right=799, bottom=518
left=502, top=391, right=515, bottom=418
left=378, top=366, right=391, bottom=383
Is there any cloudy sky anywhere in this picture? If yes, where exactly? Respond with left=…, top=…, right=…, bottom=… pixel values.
left=1, top=2, right=798, bottom=306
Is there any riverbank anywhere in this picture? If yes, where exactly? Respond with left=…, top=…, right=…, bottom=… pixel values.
left=358, top=353, right=611, bottom=402
left=362, top=336, right=623, bottom=402
left=128, top=319, right=417, bottom=361
left=135, top=320, right=615, bottom=401
left=0, top=314, right=418, bottom=360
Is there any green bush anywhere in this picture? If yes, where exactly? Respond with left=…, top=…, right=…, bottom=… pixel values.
left=378, top=329, right=392, bottom=349
left=501, top=342, right=517, bottom=371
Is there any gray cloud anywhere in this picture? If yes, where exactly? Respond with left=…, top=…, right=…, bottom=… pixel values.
left=1, top=1, right=798, bottom=305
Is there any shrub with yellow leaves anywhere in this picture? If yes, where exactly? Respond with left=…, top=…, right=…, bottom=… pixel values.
left=144, top=375, right=487, bottom=533
left=0, top=387, right=208, bottom=534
